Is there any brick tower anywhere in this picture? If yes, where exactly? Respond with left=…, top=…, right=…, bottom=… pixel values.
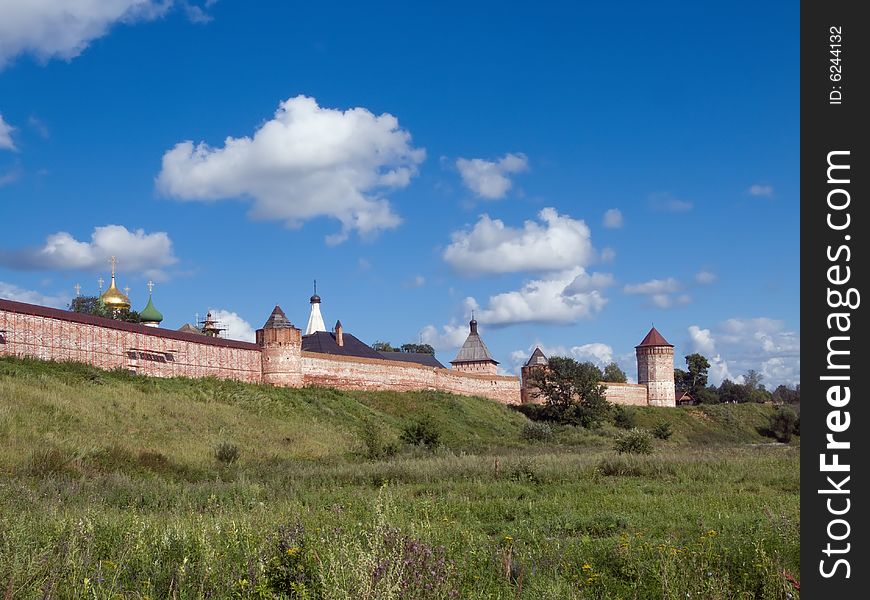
left=450, top=317, right=499, bottom=374
left=635, top=327, right=676, bottom=407
left=256, top=305, right=303, bottom=387
left=520, top=347, right=548, bottom=404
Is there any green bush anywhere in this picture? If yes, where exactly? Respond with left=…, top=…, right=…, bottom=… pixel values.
left=651, top=420, right=673, bottom=440
left=614, top=428, right=654, bottom=455
left=520, top=421, right=553, bottom=442
left=612, top=405, right=636, bottom=429
left=214, top=441, right=240, bottom=464
left=768, top=406, right=798, bottom=442
left=361, top=419, right=399, bottom=460
left=400, top=418, right=440, bottom=449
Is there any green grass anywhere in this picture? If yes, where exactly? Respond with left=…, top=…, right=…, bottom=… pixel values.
left=0, top=356, right=800, bottom=598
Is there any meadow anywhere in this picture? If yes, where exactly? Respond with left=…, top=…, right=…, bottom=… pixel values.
left=0, top=357, right=800, bottom=599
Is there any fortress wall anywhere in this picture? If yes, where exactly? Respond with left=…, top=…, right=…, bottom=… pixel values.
left=602, top=382, right=649, bottom=406
left=0, top=299, right=262, bottom=382
left=301, top=352, right=521, bottom=404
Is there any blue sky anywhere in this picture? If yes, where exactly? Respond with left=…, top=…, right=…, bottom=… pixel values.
left=0, top=0, right=799, bottom=387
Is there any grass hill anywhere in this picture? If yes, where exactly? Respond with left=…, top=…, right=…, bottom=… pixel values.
left=0, top=356, right=800, bottom=599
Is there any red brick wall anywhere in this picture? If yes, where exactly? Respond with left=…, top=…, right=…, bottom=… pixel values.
left=301, top=352, right=521, bottom=404
left=602, top=382, right=649, bottom=406
left=0, top=299, right=262, bottom=382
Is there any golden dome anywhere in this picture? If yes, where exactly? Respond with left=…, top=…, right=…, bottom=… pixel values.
left=100, top=275, right=131, bottom=310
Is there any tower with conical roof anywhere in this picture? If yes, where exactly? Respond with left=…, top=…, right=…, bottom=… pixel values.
left=450, top=316, right=499, bottom=374
left=635, top=326, right=676, bottom=407
left=99, top=256, right=131, bottom=313
left=520, top=346, right=548, bottom=403
left=256, top=305, right=303, bottom=387
left=139, top=281, right=163, bottom=327
left=305, top=280, right=327, bottom=335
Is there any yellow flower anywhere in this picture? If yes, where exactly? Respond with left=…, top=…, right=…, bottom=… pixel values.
left=286, top=547, right=300, bottom=557
left=707, top=529, right=717, bottom=537
left=582, top=563, right=592, bottom=571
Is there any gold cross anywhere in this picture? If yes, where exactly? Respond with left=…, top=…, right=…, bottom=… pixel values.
left=124, top=286, right=130, bottom=296
left=74, top=283, right=81, bottom=296
left=97, top=277, right=104, bottom=290
left=147, top=280, right=154, bottom=293
left=109, top=256, right=117, bottom=276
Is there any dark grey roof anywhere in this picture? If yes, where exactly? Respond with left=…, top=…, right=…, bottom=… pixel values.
left=379, top=351, right=446, bottom=369
left=302, top=330, right=384, bottom=359
left=451, top=332, right=498, bottom=365
left=263, top=305, right=295, bottom=329
left=525, top=347, right=547, bottom=366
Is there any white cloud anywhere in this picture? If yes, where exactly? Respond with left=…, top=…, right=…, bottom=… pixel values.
left=508, top=341, right=630, bottom=378
left=685, top=318, right=799, bottom=387
left=748, top=184, right=774, bottom=197
left=562, top=271, right=615, bottom=295
left=602, top=208, right=623, bottom=228
left=570, top=342, right=614, bottom=366
left=624, top=277, right=680, bottom=295
left=0, top=225, right=178, bottom=280
left=650, top=192, right=693, bottom=212
left=695, top=269, right=716, bottom=284
left=624, top=277, right=688, bottom=309
left=443, top=208, right=596, bottom=276
left=600, top=247, right=616, bottom=263
left=409, top=275, right=425, bottom=288
left=0, top=281, right=69, bottom=308
left=470, top=267, right=608, bottom=326
left=455, top=152, right=528, bottom=199
left=420, top=322, right=469, bottom=353
left=157, top=95, right=425, bottom=244
left=0, top=0, right=172, bottom=69
left=0, top=168, right=21, bottom=187
left=208, top=308, right=255, bottom=342
left=0, top=114, right=15, bottom=150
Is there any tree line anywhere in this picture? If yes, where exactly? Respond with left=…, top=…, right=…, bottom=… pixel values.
left=674, top=353, right=800, bottom=406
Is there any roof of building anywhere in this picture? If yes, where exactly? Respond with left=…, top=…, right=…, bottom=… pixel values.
left=100, top=275, right=130, bottom=309
left=636, top=326, right=673, bottom=348
left=379, top=351, right=446, bottom=369
left=177, top=323, right=202, bottom=335
left=525, top=347, right=548, bottom=366
left=262, top=305, right=295, bottom=329
left=451, top=320, right=498, bottom=365
left=302, top=330, right=384, bottom=359
left=139, top=294, right=163, bottom=323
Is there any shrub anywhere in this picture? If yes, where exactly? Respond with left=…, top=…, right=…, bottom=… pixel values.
left=400, top=418, right=440, bottom=449
left=26, top=446, right=80, bottom=477
left=651, top=420, right=673, bottom=440
left=214, top=441, right=240, bottom=464
left=768, top=406, right=798, bottom=443
left=520, top=421, right=553, bottom=442
left=614, top=428, right=654, bottom=455
left=361, top=419, right=399, bottom=460
left=612, top=405, right=636, bottom=429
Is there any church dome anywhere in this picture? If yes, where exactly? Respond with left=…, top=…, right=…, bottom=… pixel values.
left=310, top=294, right=321, bottom=304
left=100, top=276, right=130, bottom=310
left=139, top=295, right=163, bottom=323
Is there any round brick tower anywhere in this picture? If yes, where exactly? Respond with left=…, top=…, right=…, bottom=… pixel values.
left=635, top=327, right=676, bottom=407
left=256, top=305, right=303, bottom=387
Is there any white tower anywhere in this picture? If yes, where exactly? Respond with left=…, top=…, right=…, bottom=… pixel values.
left=305, top=280, right=327, bottom=335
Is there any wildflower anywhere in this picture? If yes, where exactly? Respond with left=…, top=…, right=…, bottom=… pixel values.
left=582, top=563, right=592, bottom=571
left=286, top=546, right=300, bottom=557
left=707, top=529, right=717, bottom=537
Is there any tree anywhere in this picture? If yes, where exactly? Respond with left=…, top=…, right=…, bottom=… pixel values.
left=69, top=296, right=140, bottom=323
left=683, top=353, right=710, bottom=396
left=603, top=362, right=627, bottom=383
left=772, top=384, right=800, bottom=405
left=718, top=379, right=748, bottom=404
left=372, top=341, right=397, bottom=352
left=674, top=368, right=689, bottom=391
left=399, top=343, right=435, bottom=355
left=694, top=387, right=720, bottom=404
left=530, top=357, right=610, bottom=428
left=768, top=406, right=798, bottom=443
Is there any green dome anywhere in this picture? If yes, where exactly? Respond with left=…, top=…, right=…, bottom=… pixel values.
left=140, top=294, right=163, bottom=323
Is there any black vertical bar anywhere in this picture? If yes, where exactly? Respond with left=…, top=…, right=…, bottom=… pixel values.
left=801, top=0, right=868, bottom=596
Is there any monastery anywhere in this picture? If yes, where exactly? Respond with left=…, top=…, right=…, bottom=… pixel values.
left=0, top=264, right=677, bottom=407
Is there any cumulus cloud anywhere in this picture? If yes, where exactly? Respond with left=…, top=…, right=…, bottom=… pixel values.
left=649, top=192, right=693, bottom=212
left=443, top=208, right=596, bottom=276
left=208, top=308, right=255, bottom=342
left=455, top=152, right=528, bottom=199
left=0, top=281, right=69, bottom=308
left=748, top=184, right=774, bottom=197
left=695, top=270, right=716, bottom=284
left=0, top=0, right=173, bottom=69
left=0, top=225, right=178, bottom=280
left=685, top=318, right=799, bottom=387
left=602, top=208, right=623, bottom=228
left=470, top=267, right=608, bottom=326
left=0, top=114, right=15, bottom=150
left=420, top=322, right=470, bottom=353
left=562, top=271, right=615, bottom=295
left=600, top=247, right=616, bottom=263
left=508, top=341, right=633, bottom=379
left=624, top=277, right=688, bottom=309
left=157, top=95, right=424, bottom=244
